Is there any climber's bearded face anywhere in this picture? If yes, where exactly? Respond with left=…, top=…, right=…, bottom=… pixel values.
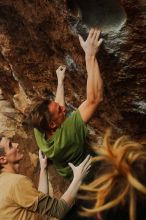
left=48, top=101, right=66, bottom=129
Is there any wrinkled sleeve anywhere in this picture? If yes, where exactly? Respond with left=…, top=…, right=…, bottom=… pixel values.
left=12, top=176, right=70, bottom=219
left=36, top=194, right=70, bottom=219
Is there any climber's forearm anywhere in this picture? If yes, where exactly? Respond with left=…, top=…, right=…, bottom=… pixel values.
left=38, top=168, right=49, bottom=194
left=55, top=80, right=65, bottom=106
left=86, top=55, right=103, bottom=103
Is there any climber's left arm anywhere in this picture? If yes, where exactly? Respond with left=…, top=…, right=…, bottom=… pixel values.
left=55, top=65, right=66, bottom=107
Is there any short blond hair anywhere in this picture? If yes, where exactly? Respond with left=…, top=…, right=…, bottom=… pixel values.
left=79, top=129, right=146, bottom=220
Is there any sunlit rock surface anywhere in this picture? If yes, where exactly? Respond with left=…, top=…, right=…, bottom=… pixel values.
left=0, top=0, right=146, bottom=219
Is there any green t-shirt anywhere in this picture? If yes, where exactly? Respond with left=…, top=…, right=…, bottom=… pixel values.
left=34, top=110, right=88, bottom=178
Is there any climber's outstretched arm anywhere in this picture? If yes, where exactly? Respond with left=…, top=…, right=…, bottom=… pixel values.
left=55, top=65, right=66, bottom=107
left=78, top=28, right=103, bottom=123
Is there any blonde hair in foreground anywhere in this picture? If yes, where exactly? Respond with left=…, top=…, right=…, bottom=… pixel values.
left=79, top=129, right=146, bottom=220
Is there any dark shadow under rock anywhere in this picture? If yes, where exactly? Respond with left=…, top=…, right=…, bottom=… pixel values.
left=67, top=0, right=127, bottom=32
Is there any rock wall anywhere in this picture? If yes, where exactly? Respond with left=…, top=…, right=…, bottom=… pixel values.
left=0, top=0, right=146, bottom=219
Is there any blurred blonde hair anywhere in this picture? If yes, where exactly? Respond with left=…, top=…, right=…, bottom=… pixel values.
left=79, top=129, right=146, bottom=220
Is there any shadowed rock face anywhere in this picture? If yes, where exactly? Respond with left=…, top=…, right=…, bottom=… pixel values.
left=0, top=0, right=146, bottom=219
left=67, top=0, right=127, bottom=32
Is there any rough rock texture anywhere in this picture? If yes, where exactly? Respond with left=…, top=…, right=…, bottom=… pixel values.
left=0, top=0, right=146, bottom=219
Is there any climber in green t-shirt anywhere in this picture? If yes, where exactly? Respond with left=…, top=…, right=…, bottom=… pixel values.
left=31, top=28, right=103, bottom=178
